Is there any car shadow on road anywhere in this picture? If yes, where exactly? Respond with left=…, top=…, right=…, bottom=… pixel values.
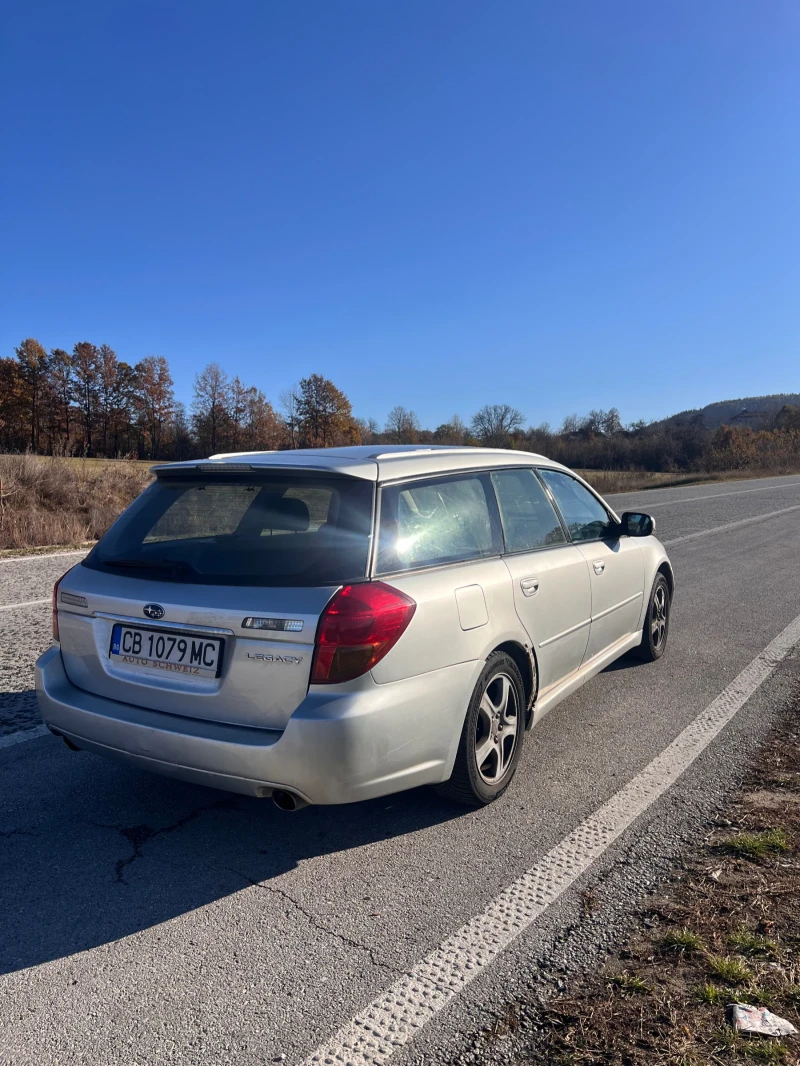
left=1, top=691, right=465, bottom=977
left=602, top=651, right=644, bottom=673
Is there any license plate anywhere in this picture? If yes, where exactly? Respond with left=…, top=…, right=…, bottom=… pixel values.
left=109, top=625, right=224, bottom=678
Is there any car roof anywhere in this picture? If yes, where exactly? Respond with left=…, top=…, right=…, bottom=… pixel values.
left=153, top=445, right=568, bottom=482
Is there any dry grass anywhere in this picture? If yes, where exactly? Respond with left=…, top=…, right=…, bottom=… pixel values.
left=0, top=454, right=153, bottom=550
left=497, top=710, right=800, bottom=1065
left=0, top=454, right=797, bottom=551
left=578, top=468, right=800, bottom=495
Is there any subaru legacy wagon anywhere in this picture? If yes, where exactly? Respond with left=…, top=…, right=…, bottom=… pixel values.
left=37, top=446, right=673, bottom=808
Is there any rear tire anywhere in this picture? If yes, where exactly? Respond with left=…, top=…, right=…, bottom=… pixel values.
left=635, top=572, right=671, bottom=661
left=435, top=651, right=526, bottom=807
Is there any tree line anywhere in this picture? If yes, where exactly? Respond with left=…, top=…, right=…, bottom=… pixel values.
left=1, top=337, right=799, bottom=472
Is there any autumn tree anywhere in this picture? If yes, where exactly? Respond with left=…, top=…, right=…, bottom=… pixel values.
left=96, top=344, right=123, bottom=457
left=0, top=357, right=26, bottom=451
left=72, top=341, right=100, bottom=455
left=433, top=414, right=468, bottom=445
left=135, top=355, right=175, bottom=459
left=775, top=404, right=800, bottom=432
left=48, top=349, right=74, bottom=454
left=14, top=338, right=50, bottom=452
left=296, top=374, right=357, bottom=448
left=244, top=389, right=283, bottom=450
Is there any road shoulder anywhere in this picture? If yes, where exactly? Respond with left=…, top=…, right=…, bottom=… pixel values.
left=445, top=675, right=800, bottom=1065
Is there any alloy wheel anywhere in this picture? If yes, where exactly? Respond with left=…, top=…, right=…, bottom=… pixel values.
left=651, top=584, right=668, bottom=650
left=474, top=672, right=519, bottom=785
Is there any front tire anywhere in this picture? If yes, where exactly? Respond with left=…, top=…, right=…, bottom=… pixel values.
left=435, top=651, right=526, bottom=807
left=635, top=572, right=671, bottom=661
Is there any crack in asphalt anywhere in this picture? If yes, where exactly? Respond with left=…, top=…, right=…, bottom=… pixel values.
left=0, top=827, right=32, bottom=838
left=88, top=796, right=404, bottom=972
left=92, top=797, right=239, bottom=884
left=229, top=866, right=405, bottom=975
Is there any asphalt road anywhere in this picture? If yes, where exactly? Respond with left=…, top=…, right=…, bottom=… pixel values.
left=2, top=473, right=800, bottom=1066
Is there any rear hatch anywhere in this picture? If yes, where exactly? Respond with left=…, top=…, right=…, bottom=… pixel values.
left=56, top=467, right=374, bottom=730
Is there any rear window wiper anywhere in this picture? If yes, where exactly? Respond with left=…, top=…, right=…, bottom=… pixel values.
left=97, top=556, right=197, bottom=575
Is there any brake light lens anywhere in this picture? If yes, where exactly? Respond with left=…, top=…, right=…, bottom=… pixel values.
left=52, top=570, right=70, bottom=641
left=311, top=582, right=416, bottom=684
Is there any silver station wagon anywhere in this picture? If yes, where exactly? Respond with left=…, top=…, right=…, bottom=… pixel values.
left=37, top=446, right=673, bottom=809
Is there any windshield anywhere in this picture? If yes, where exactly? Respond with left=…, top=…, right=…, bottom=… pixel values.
left=84, top=473, right=374, bottom=587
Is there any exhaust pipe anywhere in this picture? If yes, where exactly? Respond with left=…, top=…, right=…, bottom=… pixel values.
left=49, top=729, right=82, bottom=752
left=271, top=788, right=309, bottom=812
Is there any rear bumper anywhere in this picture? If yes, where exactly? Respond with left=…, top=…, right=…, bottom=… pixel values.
left=35, top=646, right=476, bottom=804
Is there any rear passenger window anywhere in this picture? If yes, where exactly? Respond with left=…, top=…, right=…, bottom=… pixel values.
left=491, top=469, right=566, bottom=552
left=377, top=474, right=495, bottom=573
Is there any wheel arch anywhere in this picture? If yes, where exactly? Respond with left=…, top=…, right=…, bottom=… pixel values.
left=657, top=559, right=675, bottom=598
left=492, top=640, right=538, bottom=730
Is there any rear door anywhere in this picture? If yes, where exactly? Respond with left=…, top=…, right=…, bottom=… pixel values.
left=492, top=468, right=592, bottom=692
left=56, top=469, right=374, bottom=730
left=538, top=468, right=644, bottom=661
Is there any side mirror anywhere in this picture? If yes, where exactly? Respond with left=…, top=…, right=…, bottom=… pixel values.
left=620, top=511, right=655, bottom=537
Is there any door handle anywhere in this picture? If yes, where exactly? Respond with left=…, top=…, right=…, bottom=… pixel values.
left=592, top=560, right=606, bottom=575
left=520, top=577, right=540, bottom=597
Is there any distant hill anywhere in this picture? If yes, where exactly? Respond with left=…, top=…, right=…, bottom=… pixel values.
left=660, top=394, right=800, bottom=431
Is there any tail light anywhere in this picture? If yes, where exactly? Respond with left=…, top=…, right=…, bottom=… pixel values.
left=52, top=568, right=71, bottom=641
left=311, top=582, right=416, bottom=684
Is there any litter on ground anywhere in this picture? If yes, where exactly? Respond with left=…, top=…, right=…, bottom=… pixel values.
left=727, top=1003, right=798, bottom=1038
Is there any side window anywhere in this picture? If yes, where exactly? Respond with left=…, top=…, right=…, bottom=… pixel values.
left=491, top=469, right=566, bottom=552
left=377, top=474, right=495, bottom=573
left=539, top=469, right=614, bottom=543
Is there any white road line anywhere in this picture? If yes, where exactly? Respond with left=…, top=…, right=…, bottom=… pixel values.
left=0, top=549, right=88, bottom=564
left=302, top=611, right=800, bottom=1066
left=663, top=504, right=800, bottom=547
left=609, top=475, right=800, bottom=501
left=0, top=598, right=49, bottom=611
left=620, top=481, right=800, bottom=509
left=0, top=725, right=50, bottom=750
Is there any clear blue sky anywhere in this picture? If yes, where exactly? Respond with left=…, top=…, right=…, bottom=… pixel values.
left=2, top=1, right=798, bottom=430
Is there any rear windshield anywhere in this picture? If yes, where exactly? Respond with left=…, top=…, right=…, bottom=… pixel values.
left=84, top=473, right=374, bottom=587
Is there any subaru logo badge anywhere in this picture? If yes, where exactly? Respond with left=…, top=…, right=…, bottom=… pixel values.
left=143, top=604, right=165, bottom=620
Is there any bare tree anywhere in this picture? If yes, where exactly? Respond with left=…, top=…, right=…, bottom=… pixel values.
left=354, top=417, right=379, bottom=444
left=228, top=376, right=250, bottom=452
left=470, top=403, right=525, bottom=447
left=384, top=405, right=420, bottom=444
left=279, top=385, right=301, bottom=449
left=602, top=407, right=623, bottom=435
left=433, top=414, right=467, bottom=445
left=560, top=413, right=581, bottom=435
left=192, top=362, right=230, bottom=455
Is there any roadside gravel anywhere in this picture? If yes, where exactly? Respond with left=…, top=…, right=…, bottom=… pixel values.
left=0, top=552, right=86, bottom=736
left=0, top=605, right=53, bottom=736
